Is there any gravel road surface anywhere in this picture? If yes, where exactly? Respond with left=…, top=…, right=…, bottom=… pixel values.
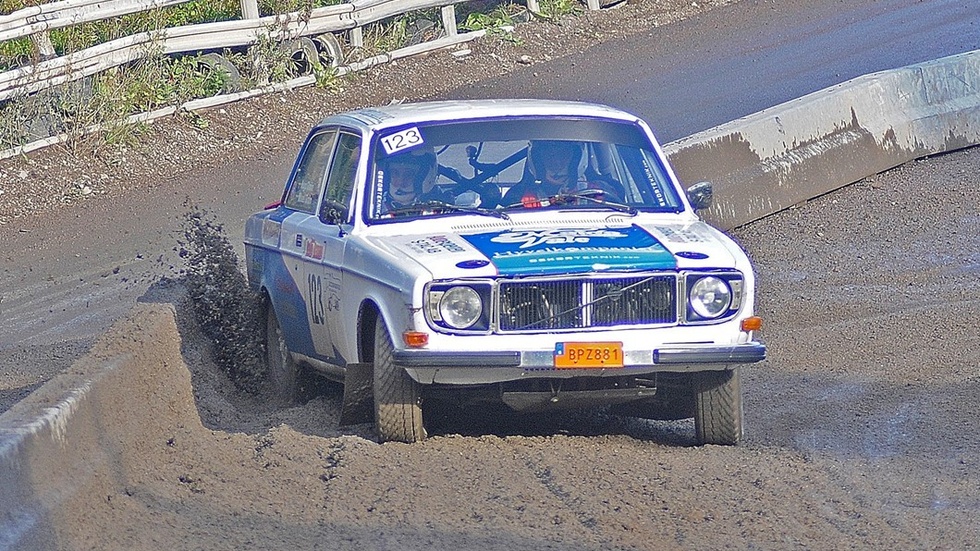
left=25, top=144, right=978, bottom=550
left=1, top=0, right=978, bottom=548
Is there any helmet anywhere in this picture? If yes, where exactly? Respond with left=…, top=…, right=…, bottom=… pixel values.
left=380, top=145, right=437, bottom=194
left=527, top=140, right=583, bottom=185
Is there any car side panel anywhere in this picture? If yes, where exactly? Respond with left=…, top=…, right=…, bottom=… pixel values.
left=333, top=235, right=433, bottom=364
left=245, top=211, right=319, bottom=360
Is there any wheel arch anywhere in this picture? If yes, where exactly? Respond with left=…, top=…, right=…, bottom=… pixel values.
left=357, top=299, right=381, bottom=364
left=257, top=286, right=273, bottom=335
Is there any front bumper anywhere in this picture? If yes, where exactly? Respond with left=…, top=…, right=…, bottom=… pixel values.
left=395, top=342, right=766, bottom=385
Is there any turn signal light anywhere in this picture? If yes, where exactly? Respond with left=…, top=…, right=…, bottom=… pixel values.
left=740, top=316, right=763, bottom=332
left=403, top=331, right=429, bottom=348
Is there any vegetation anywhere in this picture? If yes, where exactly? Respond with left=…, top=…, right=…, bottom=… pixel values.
left=0, top=48, right=238, bottom=151
left=0, top=0, right=578, bottom=153
left=459, top=1, right=527, bottom=42
left=536, top=0, right=582, bottom=19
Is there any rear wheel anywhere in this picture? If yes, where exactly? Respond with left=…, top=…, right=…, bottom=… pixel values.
left=693, top=368, right=743, bottom=445
left=373, top=317, right=425, bottom=442
left=266, top=304, right=298, bottom=405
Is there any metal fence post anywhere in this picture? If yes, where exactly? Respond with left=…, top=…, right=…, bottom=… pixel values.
left=31, top=32, right=57, bottom=60
left=441, top=5, right=457, bottom=37
left=240, top=0, right=259, bottom=19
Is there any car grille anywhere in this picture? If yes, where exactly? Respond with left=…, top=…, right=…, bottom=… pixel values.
left=497, top=274, right=677, bottom=332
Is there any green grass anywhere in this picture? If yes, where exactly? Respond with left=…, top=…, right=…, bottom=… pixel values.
left=537, top=0, right=582, bottom=19
left=0, top=0, right=557, bottom=152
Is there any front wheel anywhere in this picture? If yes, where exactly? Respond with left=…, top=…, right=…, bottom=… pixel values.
left=693, top=368, right=744, bottom=445
left=373, top=318, right=425, bottom=443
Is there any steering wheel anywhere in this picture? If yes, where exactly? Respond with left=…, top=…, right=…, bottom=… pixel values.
left=585, top=179, right=625, bottom=204
left=453, top=181, right=501, bottom=209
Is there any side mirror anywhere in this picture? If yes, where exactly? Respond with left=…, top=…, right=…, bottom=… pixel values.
left=319, top=200, right=348, bottom=226
left=686, top=181, right=713, bottom=211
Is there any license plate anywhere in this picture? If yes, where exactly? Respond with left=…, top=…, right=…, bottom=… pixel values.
left=554, top=342, right=624, bottom=369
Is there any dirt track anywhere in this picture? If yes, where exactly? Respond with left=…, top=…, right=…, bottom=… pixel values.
left=2, top=0, right=979, bottom=547
left=25, top=145, right=979, bottom=550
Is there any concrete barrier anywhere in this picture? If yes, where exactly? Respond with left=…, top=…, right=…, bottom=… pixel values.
left=0, top=302, right=201, bottom=551
left=2, top=49, right=979, bottom=549
left=665, top=49, right=980, bottom=230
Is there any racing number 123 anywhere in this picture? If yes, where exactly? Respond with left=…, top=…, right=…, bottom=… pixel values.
left=381, top=127, right=423, bottom=154
left=308, top=274, right=325, bottom=325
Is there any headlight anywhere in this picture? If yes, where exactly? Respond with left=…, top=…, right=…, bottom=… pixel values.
left=689, top=276, right=732, bottom=319
left=438, top=286, right=483, bottom=329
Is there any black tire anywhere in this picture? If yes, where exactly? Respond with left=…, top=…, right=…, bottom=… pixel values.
left=266, top=304, right=298, bottom=405
left=197, top=53, right=243, bottom=93
left=693, top=368, right=744, bottom=445
left=373, top=317, right=425, bottom=443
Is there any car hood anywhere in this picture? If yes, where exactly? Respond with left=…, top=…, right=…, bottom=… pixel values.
left=373, top=221, right=738, bottom=279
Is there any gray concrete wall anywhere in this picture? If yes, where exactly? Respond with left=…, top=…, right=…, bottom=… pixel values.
left=665, top=49, right=980, bottom=230
left=0, top=304, right=199, bottom=550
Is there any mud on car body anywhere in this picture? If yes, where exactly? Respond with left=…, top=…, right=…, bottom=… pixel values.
left=244, top=99, right=766, bottom=445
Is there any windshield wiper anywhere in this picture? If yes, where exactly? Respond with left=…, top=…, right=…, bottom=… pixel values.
left=553, top=189, right=638, bottom=215
left=387, top=200, right=511, bottom=220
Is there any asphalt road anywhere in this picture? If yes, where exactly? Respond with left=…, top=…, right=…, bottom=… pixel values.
left=0, top=0, right=977, bottom=409
left=452, top=0, right=980, bottom=141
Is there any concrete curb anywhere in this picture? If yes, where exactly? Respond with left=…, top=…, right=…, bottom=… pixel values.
left=2, top=50, right=979, bottom=549
left=664, top=49, right=980, bottom=230
left=0, top=303, right=199, bottom=551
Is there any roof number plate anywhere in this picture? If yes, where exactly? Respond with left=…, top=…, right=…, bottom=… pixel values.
left=381, top=126, right=424, bottom=155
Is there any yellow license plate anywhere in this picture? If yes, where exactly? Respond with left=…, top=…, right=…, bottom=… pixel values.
left=554, top=342, right=624, bottom=369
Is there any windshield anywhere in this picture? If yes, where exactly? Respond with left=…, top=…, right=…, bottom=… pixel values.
left=366, top=117, right=684, bottom=222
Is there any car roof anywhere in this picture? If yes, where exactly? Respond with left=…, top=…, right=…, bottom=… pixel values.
left=315, top=99, right=640, bottom=132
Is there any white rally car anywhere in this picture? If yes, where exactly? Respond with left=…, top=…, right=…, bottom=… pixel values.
left=244, top=99, right=765, bottom=445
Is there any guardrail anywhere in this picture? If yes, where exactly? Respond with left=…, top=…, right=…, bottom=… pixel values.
left=1, top=0, right=487, bottom=101
left=0, top=0, right=597, bottom=159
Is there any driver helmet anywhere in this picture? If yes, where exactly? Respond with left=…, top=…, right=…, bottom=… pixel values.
left=527, top=140, right=584, bottom=188
left=381, top=145, right=438, bottom=196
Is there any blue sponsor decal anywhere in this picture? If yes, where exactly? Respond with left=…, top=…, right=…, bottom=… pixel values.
left=261, top=254, right=317, bottom=358
left=461, top=225, right=677, bottom=276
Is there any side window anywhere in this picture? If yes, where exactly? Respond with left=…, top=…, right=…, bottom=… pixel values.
left=320, top=132, right=361, bottom=224
left=284, top=130, right=338, bottom=213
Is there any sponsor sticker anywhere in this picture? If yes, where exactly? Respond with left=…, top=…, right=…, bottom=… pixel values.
left=462, top=225, right=677, bottom=276
left=304, top=238, right=324, bottom=260
left=490, top=228, right=627, bottom=249
left=405, top=235, right=467, bottom=255
left=653, top=225, right=713, bottom=243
